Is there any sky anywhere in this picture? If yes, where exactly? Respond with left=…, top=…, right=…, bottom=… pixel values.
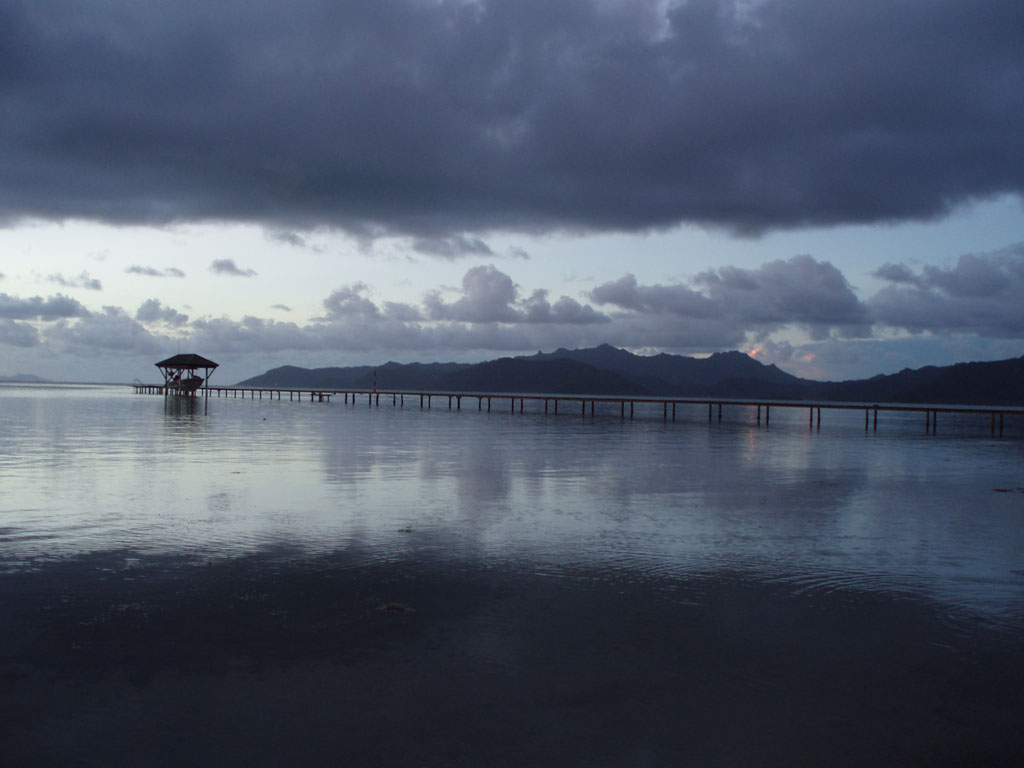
left=2, top=0, right=1023, bottom=384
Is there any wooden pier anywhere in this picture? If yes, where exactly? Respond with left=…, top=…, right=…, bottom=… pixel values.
left=133, top=384, right=1024, bottom=436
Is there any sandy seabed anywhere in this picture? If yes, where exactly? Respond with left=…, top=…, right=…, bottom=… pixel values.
left=2, top=548, right=1022, bottom=767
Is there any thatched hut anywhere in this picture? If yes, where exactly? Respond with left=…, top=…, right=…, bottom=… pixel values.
left=155, top=353, right=218, bottom=396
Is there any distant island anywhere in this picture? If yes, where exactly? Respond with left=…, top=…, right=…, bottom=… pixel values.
left=238, top=344, right=1024, bottom=407
left=0, top=373, right=49, bottom=383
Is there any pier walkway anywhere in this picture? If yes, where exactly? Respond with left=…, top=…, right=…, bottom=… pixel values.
left=133, top=383, right=1024, bottom=436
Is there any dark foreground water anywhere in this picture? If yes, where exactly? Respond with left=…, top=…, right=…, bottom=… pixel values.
left=1, top=384, right=1023, bottom=766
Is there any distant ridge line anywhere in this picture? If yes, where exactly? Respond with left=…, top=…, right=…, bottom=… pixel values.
left=235, top=345, right=1024, bottom=407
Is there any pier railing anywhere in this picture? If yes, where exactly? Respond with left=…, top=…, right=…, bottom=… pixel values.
left=134, top=383, right=1023, bottom=436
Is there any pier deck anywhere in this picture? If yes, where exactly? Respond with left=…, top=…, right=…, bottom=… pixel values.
left=134, top=384, right=1024, bottom=436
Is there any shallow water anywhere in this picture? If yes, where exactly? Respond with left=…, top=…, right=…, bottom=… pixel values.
left=2, top=384, right=1023, bottom=765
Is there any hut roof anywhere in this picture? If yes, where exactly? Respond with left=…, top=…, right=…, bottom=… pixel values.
left=155, top=353, right=219, bottom=370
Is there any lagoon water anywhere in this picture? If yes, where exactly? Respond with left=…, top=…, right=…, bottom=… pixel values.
left=2, top=384, right=1023, bottom=766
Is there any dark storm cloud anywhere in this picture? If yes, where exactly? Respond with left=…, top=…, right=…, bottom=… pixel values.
left=126, top=265, right=186, bottom=278
left=869, top=245, right=1024, bottom=337
left=0, top=293, right=89, bottom=320
left=2, top=0, right=1021, bottom=239
left=210, top=259, right=257, bottom=277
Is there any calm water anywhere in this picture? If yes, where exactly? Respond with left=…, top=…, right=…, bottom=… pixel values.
left=2, top=384, right=1023, bottom=765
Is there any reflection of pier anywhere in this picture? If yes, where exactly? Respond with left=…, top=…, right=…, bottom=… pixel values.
left=131, top=384, right=1024, bottom=436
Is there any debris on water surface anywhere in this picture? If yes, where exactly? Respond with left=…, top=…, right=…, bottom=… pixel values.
left=380, top=602, right=412, bottom=614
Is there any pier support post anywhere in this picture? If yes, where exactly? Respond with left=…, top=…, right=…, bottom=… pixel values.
left=545, top=400, right=549, bottom=414
left=591, top=400, right=595, bottom=417
left=448, top=396, right=452, bottom=410
left=621, top=402, right=625, bottom=419
left=457, top=396, right=461, bottom=411
left=767, top=405, right=770, bottom=425
left=582, top=400, right=586, bottom=417
left=630, top=402, right=634, bottom=420
left=817, top=407, right=821, bottom=429
left=873, top=407, right=877, bottom=432
left=718, top=403, right=722, bottom=422
left=757, top=405, right=761, bottom=425
left=488, top=397, right=491, bottom=412
left=555, top=400, right=558, bottom=414
left=420, top=394, right=423, bottom=409
left=663, top=402, right=667, bottom=421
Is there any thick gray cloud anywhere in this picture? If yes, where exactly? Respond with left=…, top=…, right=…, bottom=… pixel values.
left=0, top=319, right=40, bottom=347
left=591, top=255, right=869, bottom=340
left=1, top=0, right=1020, bottom=239
left=126, top=265, right=186, bottom=278
left=46, top=307, right=167, bottom=354
left=210, top=259, right=257, bottom=277
left=425, top=266, right=519, bottom=322
left=695, top=255, right=869, bottom=338
left=0, top=293, right=89, bottom=320
left=322, top=284, right=383, bottom=321
left=869, top=245, right=1024, bottom=337
left=424, top=265, right=607, bottom=324
left=135, top=298, right=189, bottom=326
